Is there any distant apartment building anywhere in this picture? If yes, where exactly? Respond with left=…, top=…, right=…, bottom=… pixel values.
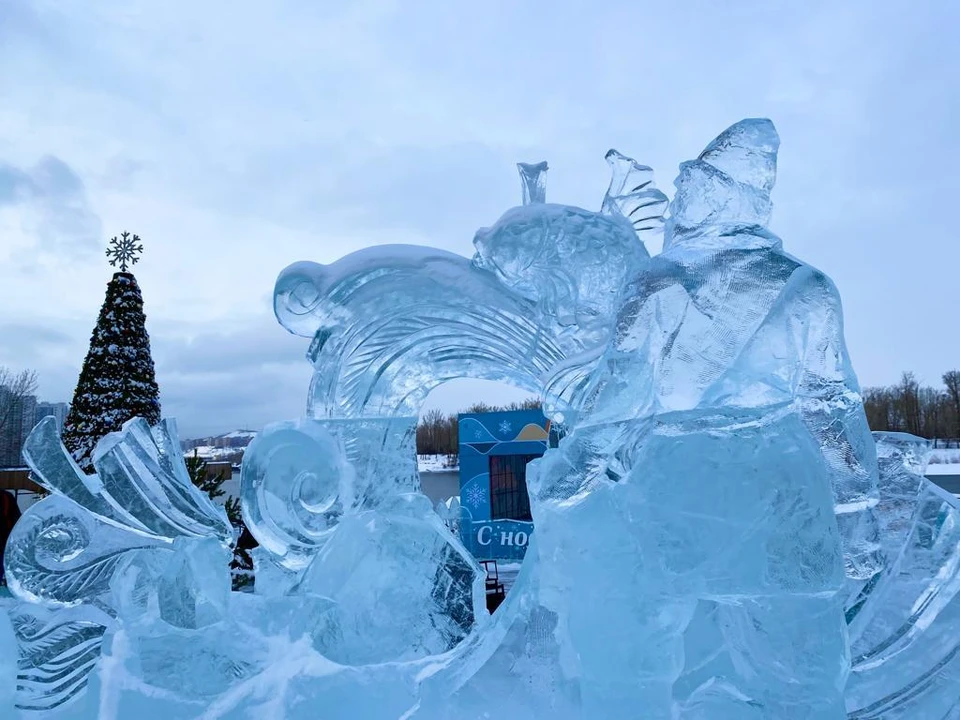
left=0, top=389, right=37, bottom=468
left=182, top=430, right=257, bottom=452
left=36, top=401, right=69, bottom=430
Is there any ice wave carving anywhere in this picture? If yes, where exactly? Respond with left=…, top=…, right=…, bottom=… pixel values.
left=7, top=604, right=109, bottom=712
left=2, top=417, right=232, bottom=711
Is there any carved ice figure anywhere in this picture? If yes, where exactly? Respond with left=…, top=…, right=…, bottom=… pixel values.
left=581, top=119, right=882, bottom=594
left=258, top=154, right=662, bottom=575
left=274, top=246, right=557, bottom=421
left=235, top=150, right=666, bottom=716
left=273, top=155, right=661, bottom=428
left=239, top=418, right=349, bottom=571
left=473, top=156, right=665, bottom=418
left=240, top=423, right=485, bottom=666
left=527, top=119, right=867, bottom=718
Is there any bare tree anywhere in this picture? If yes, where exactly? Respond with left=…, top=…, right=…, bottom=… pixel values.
left=0, top=367, right=38, bottom=437
left=920, top=387, right=947, bottom=446
left=894, top=372, right=923, bottom=436
left=944, top=371, right=960, bottom=443
left=864, top=371, right=960, bottom=444
left=416, top=398, right=544, bottom=456
left=863, top=386, right=895, bottom=431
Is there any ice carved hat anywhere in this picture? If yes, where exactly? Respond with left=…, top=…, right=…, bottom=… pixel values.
left=665, top=118, right=781, bottom=248
left=698, top=118, right=779, bottom=193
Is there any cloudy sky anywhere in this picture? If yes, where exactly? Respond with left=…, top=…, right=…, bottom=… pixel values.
left=0, top=1, right=957, bottom=438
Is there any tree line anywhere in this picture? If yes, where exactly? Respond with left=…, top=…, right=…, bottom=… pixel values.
left=416, top=399, right=542, bottom=456
left=0, top=367, right=38, bottom=438
left=421, top=371, right=960, bottom=454
left=862, top=371, right=960, bottom=446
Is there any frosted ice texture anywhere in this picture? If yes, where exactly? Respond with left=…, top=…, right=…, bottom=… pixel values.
left=3, top=119, right=958, bottom=719
left=530, top=409, right=849, bottom=717
left=845, top=433, right=960, bottom=718
left=0, top=607, right=16, bottom=714
left=526, top=122, right=866, bottom=709
left=239, top=418, right=348, bottom=571
left=296, top=493, right=485, bottom=665
left=2, top=416, right=232, bottom=712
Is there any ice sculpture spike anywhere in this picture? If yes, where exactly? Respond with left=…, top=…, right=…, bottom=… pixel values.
left=517, top=161, right=548, bottom=204
left=601, top=148, right=668, bottom=245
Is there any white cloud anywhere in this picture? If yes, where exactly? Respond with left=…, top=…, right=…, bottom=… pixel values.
left=0, top=155, right=101, bottom=262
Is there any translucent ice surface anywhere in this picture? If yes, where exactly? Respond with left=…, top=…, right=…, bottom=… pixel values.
left=2, top=416, right=231, bottom=712
left=845, top=433, right=960, bottom=718
left=297, top=493, right=485, bottom=665
left=3, top=120, right=957, bottom=719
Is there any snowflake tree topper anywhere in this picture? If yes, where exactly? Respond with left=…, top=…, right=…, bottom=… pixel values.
left=106, top=231, right=144, bottom=272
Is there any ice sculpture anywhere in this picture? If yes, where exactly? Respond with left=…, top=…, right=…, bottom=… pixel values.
left=296, top=493, right=484, bottom=665
left=845, top=433, right=960, bottom=718
left=1, top=416, right=232, bottom=712
left=526, top=119, right=860, bottom=718
left=2, top=118, right=959, bottom=719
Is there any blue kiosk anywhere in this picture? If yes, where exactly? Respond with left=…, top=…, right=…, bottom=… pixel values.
left=458, top=408, right=554, bottom=561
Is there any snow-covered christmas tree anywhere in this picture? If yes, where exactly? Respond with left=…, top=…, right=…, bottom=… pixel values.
left=62, top=232, right=161, bottom=472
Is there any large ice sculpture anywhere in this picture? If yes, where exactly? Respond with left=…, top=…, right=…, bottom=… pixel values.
left=526, top=119, right=862, bottom=718
left=3, top=119, right=958, bottom=719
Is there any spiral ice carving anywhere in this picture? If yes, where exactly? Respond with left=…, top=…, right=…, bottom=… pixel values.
left=240, top=419, right=349, bottom=571
left=4, top=498, right=158, bottom=607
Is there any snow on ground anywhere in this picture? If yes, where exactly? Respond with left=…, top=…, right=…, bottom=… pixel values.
left=180, top=451, right=456, bottom=469
left=185, top=445, right=241, bottom=461
left=417, top=454, right=459, bottom=472
left=925, top=463, right=960, bottom=476
left=929, top=448, right=960, bottom=465
left=495, top=561, right=523, bottom=594
left=924, top=449, right=960, bottom=477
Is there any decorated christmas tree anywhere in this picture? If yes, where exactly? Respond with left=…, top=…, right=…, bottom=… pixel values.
left=62, top=232, right=161, bottom=472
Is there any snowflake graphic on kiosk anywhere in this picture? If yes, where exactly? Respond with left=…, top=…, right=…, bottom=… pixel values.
left=105, top=231, right=144, bottom=272
left=464, top=484, right=486, bottom=509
